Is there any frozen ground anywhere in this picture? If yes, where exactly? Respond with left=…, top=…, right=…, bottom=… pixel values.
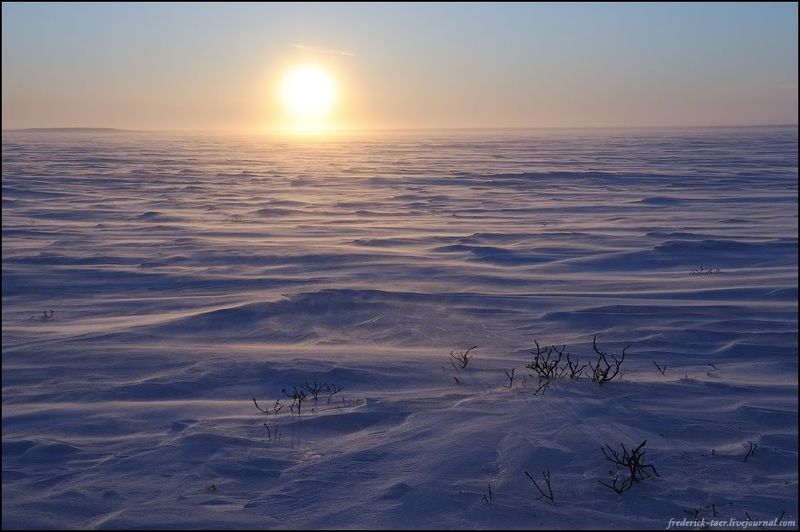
left=2, top=127, right=798, bottom=529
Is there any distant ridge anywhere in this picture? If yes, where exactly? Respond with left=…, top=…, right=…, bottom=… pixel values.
left=5, top=127, right=134, bottom=133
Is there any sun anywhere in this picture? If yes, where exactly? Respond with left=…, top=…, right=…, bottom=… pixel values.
left=280, top=65, right=337, bottom=125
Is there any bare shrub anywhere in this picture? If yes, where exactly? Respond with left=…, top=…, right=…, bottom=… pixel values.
left=303, top=381, right=326, bottom=401
left=450, top=345, right=478, bottom=369
left=282, top=386, right=307, bottom=414
left=326, top=383, right=344, bottom=403
left=525, top=470, right=554, bottom=502
left=504, top=368, right=515, bottom=389
left=253, top=397, right=284, bottom=415
left=742, top=441, right=757, bottom=463
left=589, top=336, right=628, bottom=385
left=532, top=379, right=551, bottom=396
left=525, top=340, right=565, bottom=380
left=599, top=440, right=659, bottom=494
left=480, top=483, right=493, bottom=503
left=565, top=353, right=587, bottom=379
left=252, top=397, right=269, bottom=415
left=264, top=423, right=281, bottom=441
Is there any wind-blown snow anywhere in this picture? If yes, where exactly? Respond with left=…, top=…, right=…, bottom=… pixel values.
left=2, top=127, right=798, bottom=529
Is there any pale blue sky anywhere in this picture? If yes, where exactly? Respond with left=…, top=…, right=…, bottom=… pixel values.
left=2, top=2, right=797, bottom=130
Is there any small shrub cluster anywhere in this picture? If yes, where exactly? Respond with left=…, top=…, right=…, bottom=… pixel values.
left=524, top=439, right=659, bottom=505
left=253, top=381, right=345, bottom=417
left=524, top=336, right=628, bottom=386
left=252, top=397, right=284, bottom=415
left=689, top=265, right=720, bottom=275
left=526, top=341, right=569, bottom=379
left=30, top=309, right=55, bottom=320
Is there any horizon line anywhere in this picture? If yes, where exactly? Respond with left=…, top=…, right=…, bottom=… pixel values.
left=3, top=123, right=798, bottom=134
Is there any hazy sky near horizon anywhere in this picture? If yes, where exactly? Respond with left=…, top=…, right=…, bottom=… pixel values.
left=2, top=2, right=797, bottom=131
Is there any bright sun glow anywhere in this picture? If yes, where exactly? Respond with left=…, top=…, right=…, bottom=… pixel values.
left=280, top=65, right=337, bottom=126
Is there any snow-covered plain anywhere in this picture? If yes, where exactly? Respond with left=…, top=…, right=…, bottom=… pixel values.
left=2, top=127, right=798, bottom=529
